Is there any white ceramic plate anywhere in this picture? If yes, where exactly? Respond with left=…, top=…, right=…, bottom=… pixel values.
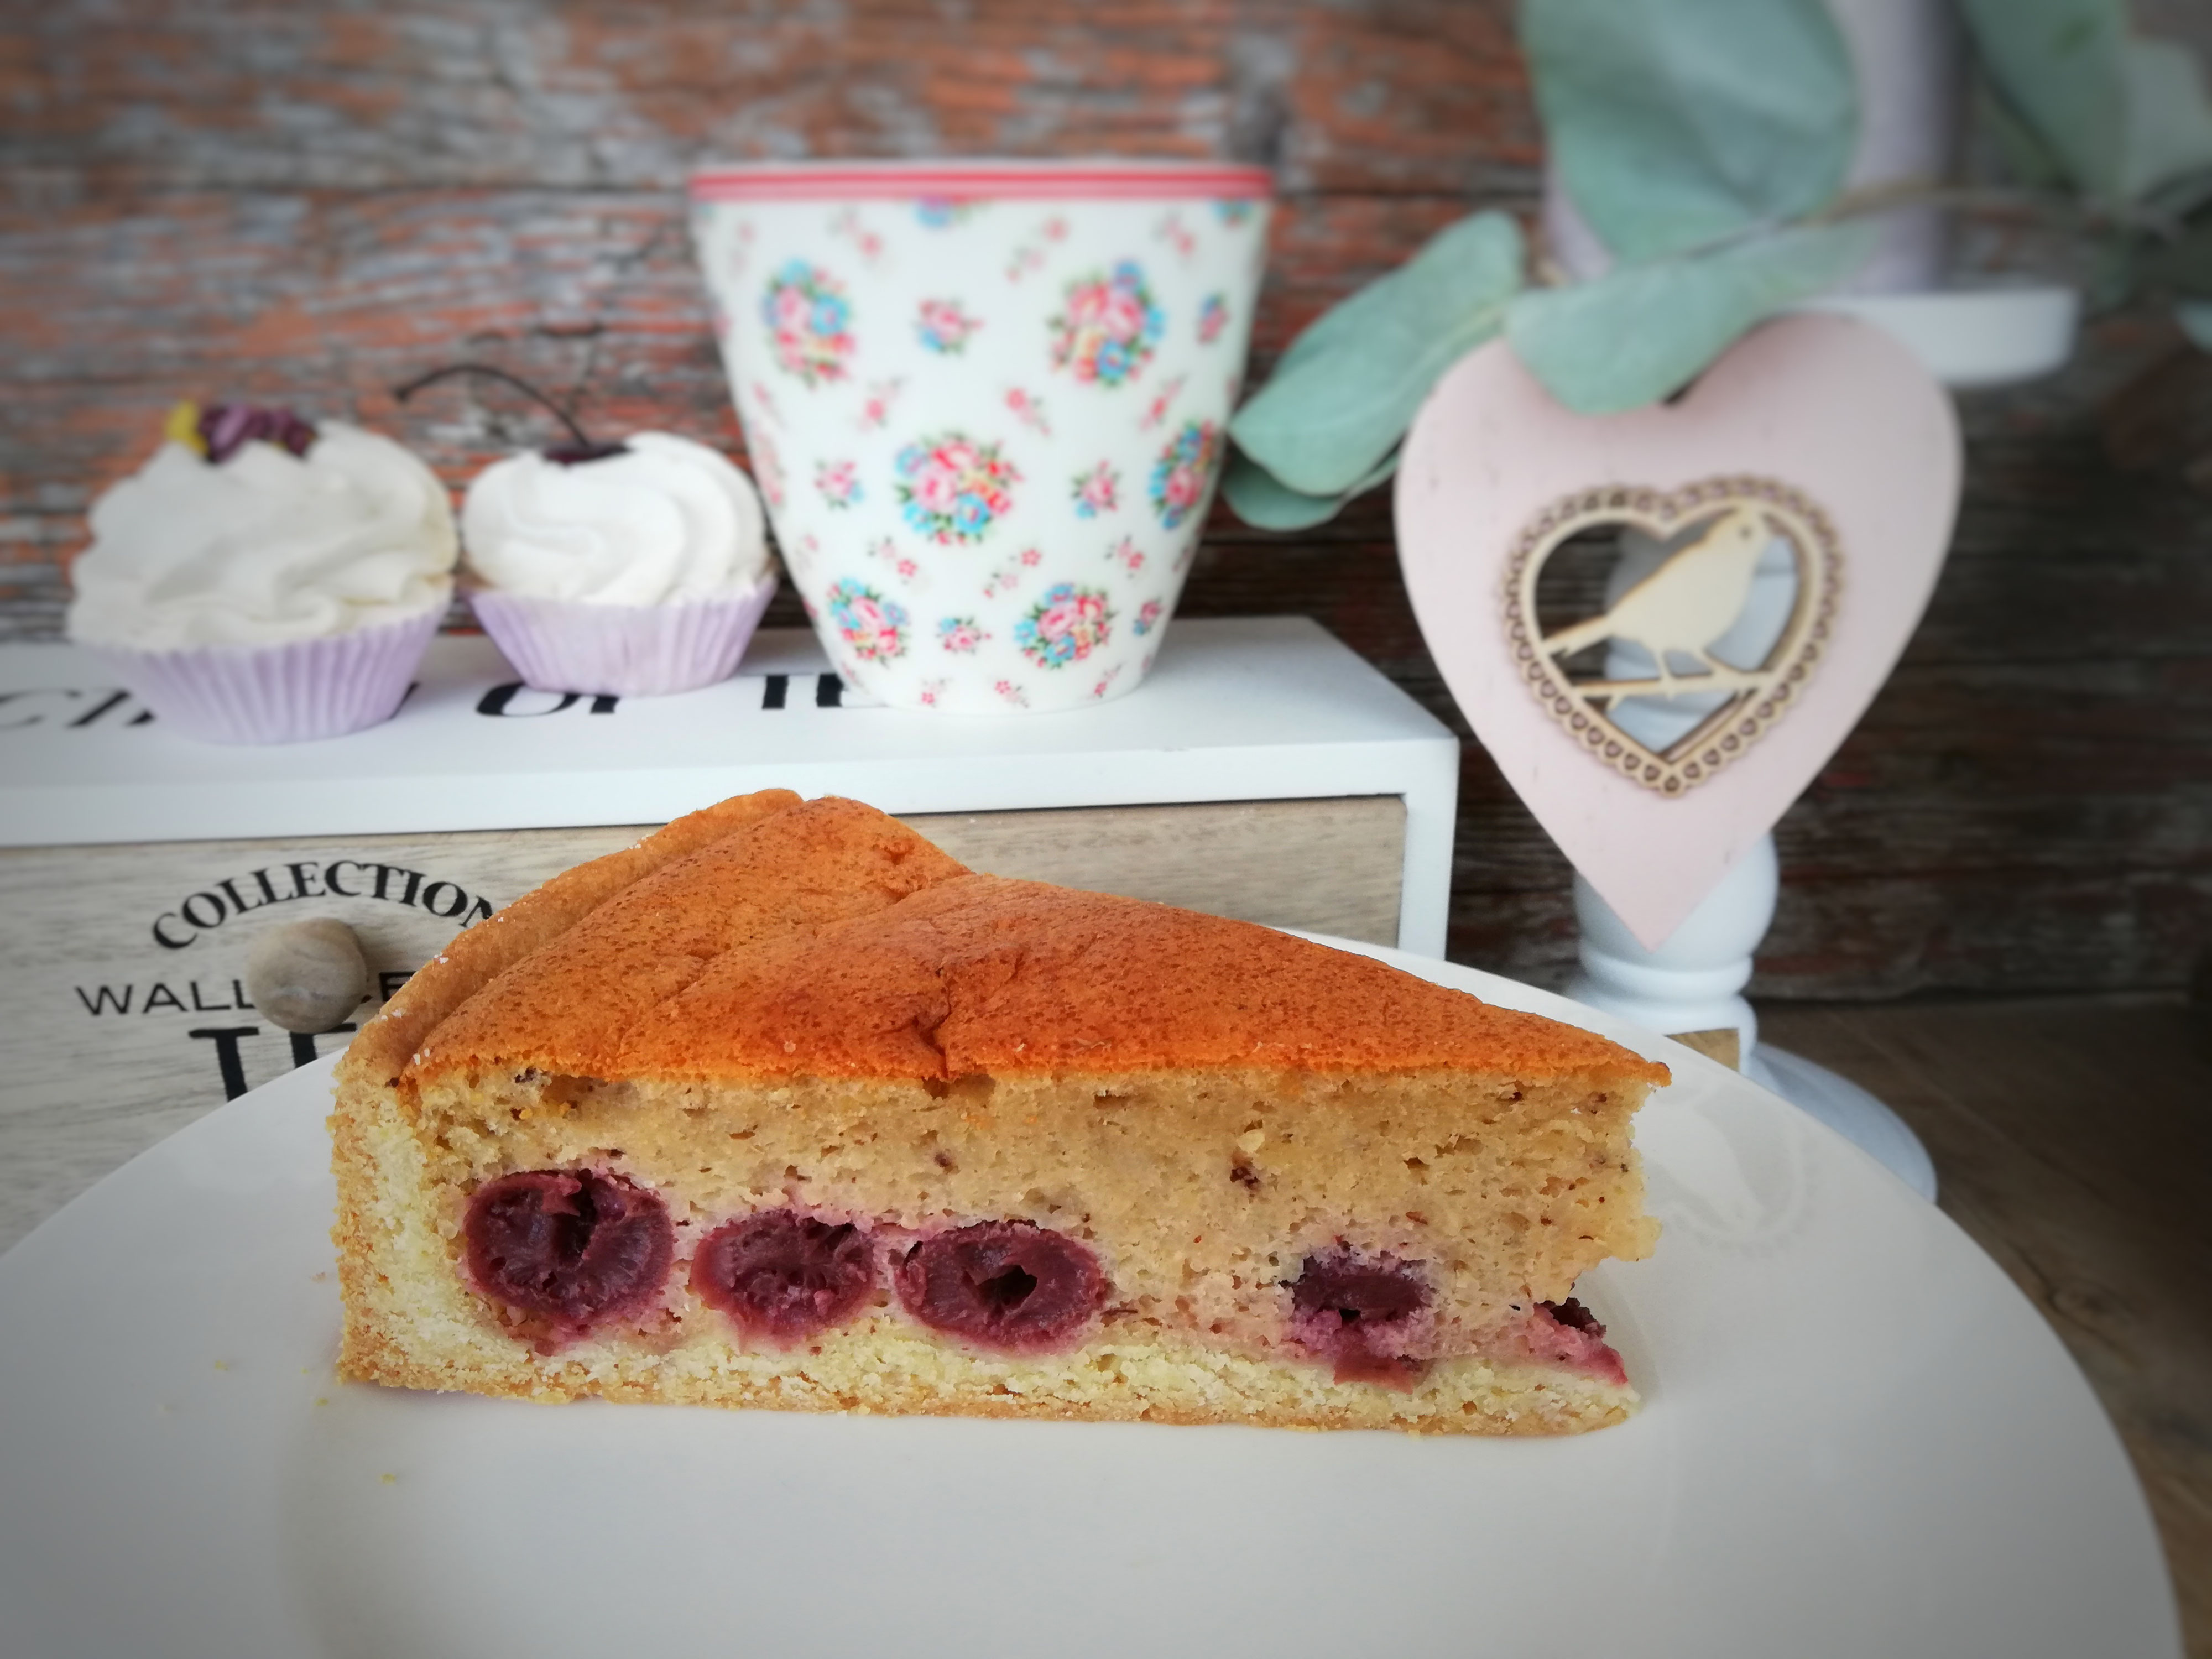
left=0, top=946, right=2179, bottom=1659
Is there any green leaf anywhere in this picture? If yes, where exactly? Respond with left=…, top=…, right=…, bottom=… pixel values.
left=1974, top=75, right=2074, bottom=191
left=1520, top=0, right=1856, bottom=262
left=1958, top=0, right=2128, bottom=200
left=1228, top=212, right=1523, bottom=498
left=1960, top=0, right=2212, bottom=205
left=1220, top=447, right=1399, bottom=531
left=1504, top=222, right=1876, bottom=414
left=2119, top=38, right=2212, bottom=201
left=2178, top=299, right=2212, bottom=352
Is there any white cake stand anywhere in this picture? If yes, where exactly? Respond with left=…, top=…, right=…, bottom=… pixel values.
left=1566, top=837, right=1940, bottom=1201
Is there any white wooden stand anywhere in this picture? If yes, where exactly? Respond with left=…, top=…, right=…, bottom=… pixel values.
left=1566, top=842, right=1940, bottom=1201
left=1533, top=0, right=2085, bottom=1199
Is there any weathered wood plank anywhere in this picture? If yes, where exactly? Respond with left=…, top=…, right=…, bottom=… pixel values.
left=1, top=2, right=2207, bottom=1004
left=2, top=2, right=1532, bottom=198
left=1758, top=995, right=2212, bottom=1658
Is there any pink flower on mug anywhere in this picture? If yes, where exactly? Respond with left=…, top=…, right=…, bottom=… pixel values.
left=1197, top=293, right=1229, bottom=345
left=1015, top=581, right=1113, bottom=669
left=855, top=377, right=903, bottom=431
left=1134, top=598, right=1164, bottom=637
left=760, top=260, right=854, bottom=387
left=750, top=430, right=786, bottom=510
left=993, top=678, right=1030, bottom=708
left=1072, top=462, right=1119, bottom=518
left=830, top=206, right=885, bottom=265
left=814, top=459, right=863, bottom=509
left=825, top=578, right=908, bottom=663
left=1149, top=420, right=1220, bottom=530
left=1138, top=373, right=1186, bottom=433
left=937, top=616, right=987, bottom=654
left=1005, top=387, right=1052, bottom=437
left=1105, top=536, right=1144, bottom=575
left=916, top=299, right=981, bottom=354
left=1048, top=261, right=1164, bottom=388
left=895, top=431, right=1019, bottom=544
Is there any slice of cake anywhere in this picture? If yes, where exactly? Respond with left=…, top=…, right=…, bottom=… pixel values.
left=331, top=792, right=1667, bottom=1434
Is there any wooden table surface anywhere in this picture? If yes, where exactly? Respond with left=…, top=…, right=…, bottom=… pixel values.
left=1761, top=993, right=2212, bottom=1658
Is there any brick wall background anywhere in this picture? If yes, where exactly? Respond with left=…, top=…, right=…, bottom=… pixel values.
left=6, top=0, right=2209, bottom=997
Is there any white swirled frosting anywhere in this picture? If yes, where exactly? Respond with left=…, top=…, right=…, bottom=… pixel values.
left=67, top=422, right=458, bottom=650
left=461, top=433, right=770, bottom=604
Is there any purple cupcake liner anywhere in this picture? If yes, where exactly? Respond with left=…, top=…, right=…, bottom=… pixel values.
left=469, top=574, right=780, bottom=698
left=78, top=603, right=445, bottom=745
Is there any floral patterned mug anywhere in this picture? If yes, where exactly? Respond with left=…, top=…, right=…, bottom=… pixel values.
left=690, top=160, right=1272, bottom=712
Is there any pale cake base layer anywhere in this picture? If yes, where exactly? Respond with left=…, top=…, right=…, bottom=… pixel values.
left=335, top=1061, right=1647, bottom=1436
left=344, top=1313, right=1636, bottom=1436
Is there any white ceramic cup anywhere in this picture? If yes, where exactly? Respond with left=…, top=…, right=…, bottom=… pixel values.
left=689, top=159, right=1272, bottom=713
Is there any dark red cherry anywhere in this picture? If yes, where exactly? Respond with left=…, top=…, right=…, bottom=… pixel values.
left=1290, top=1251, right=1428, bottom=1329
left=894, top=1220, right=1106, bottom=1353
left=1522, top=1296, right=1627, bottom=1385
left=1288, top=1251, right=1431, bottom=1384
left=462, top=1168, right=674, bottom=1328
left=692, top=1210, right=876, bottom=1344
left=1541, top=1297, right=1605, bottom=1338
left=199, top=402, right=316, bottom=463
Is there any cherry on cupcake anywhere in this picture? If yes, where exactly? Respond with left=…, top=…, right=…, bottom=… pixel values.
left=395, top=362, right=630, bottom=465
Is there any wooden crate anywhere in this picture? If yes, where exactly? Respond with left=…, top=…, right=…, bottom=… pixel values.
left=0, top=618, right=1452, bottom=1242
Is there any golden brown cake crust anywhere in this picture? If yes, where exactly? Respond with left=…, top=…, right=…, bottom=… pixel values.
left=389, top=792, right=1666, bottom=1091
left=336, top=787, right=805, bottom=1093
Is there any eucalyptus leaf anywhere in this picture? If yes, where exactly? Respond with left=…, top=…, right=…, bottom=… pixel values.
left=1504, top=222, right=1876, bottom=414
left=2178, top=299, right=2212, bottom=352
left=1521, top=0, right=1856, bottom=263
left=1958, top=0, right=2129, bottom=200
left=1974, top=75, right=2074, bottom=191
left=1959, top=0, right=2212, bottom=205
left=2118, top=38, right=2212, bottom=201
left=1221, top=447, right=1400, bottom=531
left=1228, top=212, right=1522, bottom=498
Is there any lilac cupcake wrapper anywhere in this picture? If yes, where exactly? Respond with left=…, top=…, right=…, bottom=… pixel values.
left=468, top=575, right=779, bottom=698
left=78, top=605, right=445, bottom=745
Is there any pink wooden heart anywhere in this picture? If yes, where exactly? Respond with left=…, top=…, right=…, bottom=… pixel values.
left=1395, top=315, right=1961, bottom=947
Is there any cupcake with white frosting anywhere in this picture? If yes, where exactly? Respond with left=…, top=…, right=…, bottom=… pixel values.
left=66, top=402, right=458, bottom=743
left=461, top=430, right=777, bottom=697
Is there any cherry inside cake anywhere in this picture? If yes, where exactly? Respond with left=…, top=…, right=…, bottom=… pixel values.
left=331, top=791, right=1665, bottom=1433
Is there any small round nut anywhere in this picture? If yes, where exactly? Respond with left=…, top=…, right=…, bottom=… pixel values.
left=246, top=918, right=369, bottom=1034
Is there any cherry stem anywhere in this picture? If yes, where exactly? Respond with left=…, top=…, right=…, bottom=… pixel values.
left=393, top=363, right=596, bottom=451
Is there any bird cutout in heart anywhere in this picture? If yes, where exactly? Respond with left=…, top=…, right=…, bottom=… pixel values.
left=1396, top=315, right=1960, bottom=948
left=1504, top=478, right=1841, bottom=797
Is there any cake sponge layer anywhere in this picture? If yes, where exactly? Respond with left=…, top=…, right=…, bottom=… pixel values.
left=332, top=790, right=1665, bottom=1434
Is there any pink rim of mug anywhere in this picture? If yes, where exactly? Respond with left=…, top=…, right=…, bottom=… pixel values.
left=689, top=159, right=1274, bottom=203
